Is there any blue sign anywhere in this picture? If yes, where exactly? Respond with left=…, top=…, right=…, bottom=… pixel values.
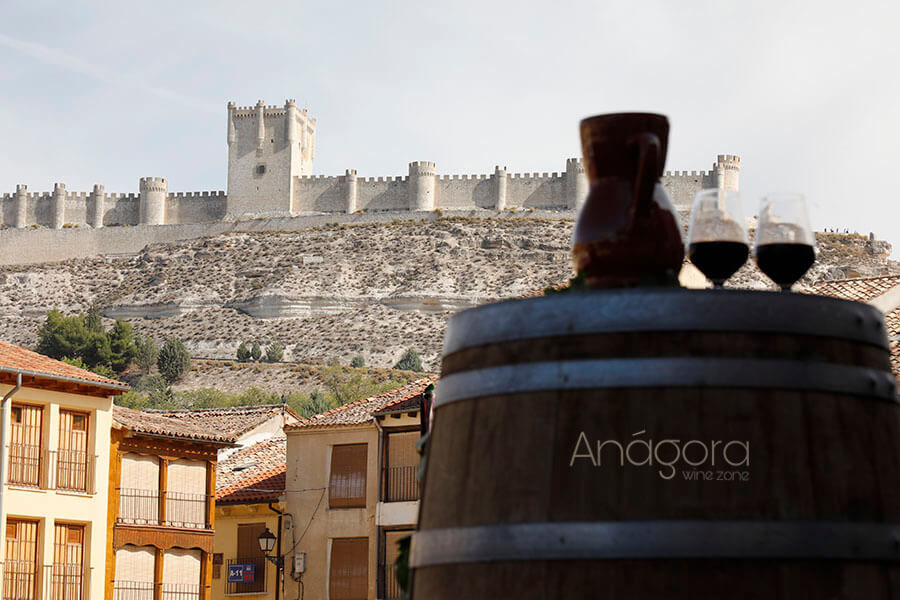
left=227, top=563, right=256, bottom=583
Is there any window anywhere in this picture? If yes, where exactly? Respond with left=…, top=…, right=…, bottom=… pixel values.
left=4, top=519, right=39, bottom=600
left=9, top=403, right=43, bottom=487
left=383, top=431, right=419, bottom=502
left=256, top=164, right=266, bottom=175
left=113, top=545, right=155, bottom=600
left=165, top=459, right=208, bottom=528
left=119, top=454, right=160, bottom=525
left=226, top=523, right=266, bottom=594
left=58, top=410, right=90, bottom=492
left=52, top=523, right=84, bottom=600
left=329, top=538, right=367, bottom=600
left=161, top=549, right=201, bottom=600
left=329, top=444, right=367, bottom=508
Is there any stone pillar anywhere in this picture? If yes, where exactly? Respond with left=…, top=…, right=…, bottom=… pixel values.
left=408, top=161, right=436, bottom=211
left=51, top=183, right=66, bottom=229
left=345, top=169, right=358, bottom=214
left=139, top=177, right=167, bottom=225
left=285, top=99, right=299, bottom=144
left=90, top=184, right=105, bottom=228
left=494, top=166, right=507, bottom=211
left=565, top=158, right=588, bottom=210
left=14, top=185, right=27, bottom=228
left=256, top=99, right=266, bottom=150
left=227, top=101, right=236, bottom=147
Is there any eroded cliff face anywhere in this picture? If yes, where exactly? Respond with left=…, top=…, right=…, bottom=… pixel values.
left=0, top=217, right=895, bottom=370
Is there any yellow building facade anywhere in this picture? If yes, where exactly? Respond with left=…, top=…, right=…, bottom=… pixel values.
left=0, top=341, right=129, bottom=600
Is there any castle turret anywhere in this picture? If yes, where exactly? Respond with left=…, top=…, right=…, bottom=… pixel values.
left=139, top=177, right=167, bottom=225
left=494, top=166, right=507, bottom=211
left=51, top=183, right=66, bottom=229
left=256, top=100, right=266, bottom=151
left=227, top=101, right=236, bottom=146
left=14, top=185, right=27, bottom=228
left=285, top=99, right=299, bottom=144
left=408, top=162, right=436, bottom=211
left=566, top=158, right=588, bottom=210
left=715, top=154, right=740, bottom=191
left=345, top=169, right=358, bottom=214
left=90, top=184, right=105, bottom=228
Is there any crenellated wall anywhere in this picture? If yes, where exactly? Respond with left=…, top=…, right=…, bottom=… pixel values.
left=0, top=185, right=225, bottom=228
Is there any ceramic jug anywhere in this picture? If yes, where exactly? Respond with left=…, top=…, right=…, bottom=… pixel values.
left=572, top=113, right=684, bottom=288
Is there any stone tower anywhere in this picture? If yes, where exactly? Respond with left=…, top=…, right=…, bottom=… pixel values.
left=408, top=162, right=436, bottom=211
left=225, top=99, right=316, bottom=220
left=139, top=177, right=167, bottom=225
left=716, top=154, right=740, bottom=191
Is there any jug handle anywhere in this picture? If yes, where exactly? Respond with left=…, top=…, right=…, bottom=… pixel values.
left=628, top=132, right=661, bottom=227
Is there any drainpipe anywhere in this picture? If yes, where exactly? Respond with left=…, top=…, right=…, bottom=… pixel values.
left=268, top=503, right=283, bottom=600
left=0, top=373, right=22, bottom=555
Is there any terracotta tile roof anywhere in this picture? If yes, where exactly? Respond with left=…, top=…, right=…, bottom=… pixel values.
left=286, top=377, right=436, bottom=430
left=805, top=275, right=900, bottom=303
left=216, top=436, right=286, bottom=504
left=0, top=340, right=128, bottom=392
left=884, top=307, right=900, bottom=338
left=113, top=405, right=237, bottom=444
left=146, top=404, right=300, bottom=439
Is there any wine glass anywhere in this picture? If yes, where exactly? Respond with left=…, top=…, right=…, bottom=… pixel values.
left=687, top=189, right=750, bottom=288
left=754, top=193, right=816, bottom=292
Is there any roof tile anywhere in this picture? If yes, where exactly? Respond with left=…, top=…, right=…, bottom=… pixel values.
left=147, top=404, right=299, bottom=438
left=0, top=340, right=128, bottom=391
left=216, top=436, right=286, bottom=503
left=113, top=405, right=236, bottom=444
left=806, top=275, right=900, bottom=303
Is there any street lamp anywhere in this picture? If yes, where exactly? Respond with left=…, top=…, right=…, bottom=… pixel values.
left=257, top=528, right=283, bottom=568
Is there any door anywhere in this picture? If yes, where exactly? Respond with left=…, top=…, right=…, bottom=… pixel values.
left=231, top=523, right=266, bottom=594
left=4, top=519, right=39, bottom=600
left=9, top=404, right=42, bottom=486
left=52, top=523, right=84, bottom=600
left=57, top=411, right=89, bottom=492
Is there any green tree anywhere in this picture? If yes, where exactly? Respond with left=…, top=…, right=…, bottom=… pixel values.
left=394, top=348, right=423, bottom=372
left=85, top=305, right=103, bottom=333
left=108, top=319, right=137, bottom=372
left=37, top=310, right=89, bottom=361
left=61, top=357, right=116, bottom=379
left=265, top=342, right=284, bottom=362
left=250, top=341, right=262, bottom=361
left=286, top=389, right=335, bottom=418
left=350, top=355, right=365, bottom=368
left=157, top=338, right=191, bottom=383
left=134, top=336, right=159, bottom=374
left=236, top=342, right=251, bottom=361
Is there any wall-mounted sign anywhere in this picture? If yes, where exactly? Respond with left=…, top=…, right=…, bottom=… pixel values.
left=227, top=563, right=256, bottom=583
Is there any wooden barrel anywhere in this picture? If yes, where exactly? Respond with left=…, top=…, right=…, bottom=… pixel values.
left=410, top=289, right=900, bottom=599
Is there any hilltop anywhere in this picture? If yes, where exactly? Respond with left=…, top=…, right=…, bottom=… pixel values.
left=0, top=217, right=895, bottom=371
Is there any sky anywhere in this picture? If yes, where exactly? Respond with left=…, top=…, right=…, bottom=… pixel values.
left=1, top=1, right=899, bottom=251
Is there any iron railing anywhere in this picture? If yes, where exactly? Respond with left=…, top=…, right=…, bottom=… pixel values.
left=111, top=581, right=153, bottom=600
left=46, top=563, right=83, bottom=600
left=164, top=492, right=208, bottom=529
left=7, top=444, right=42, bottom=488
left=52, top=450, right=96, bottom=494
left=117, top=489, right=161, bottom=525
left=2, top=559, right=37, bottom=600
left=383, top=465, right=419, bottom=502
left=159, top=583, right=200, bottom=600
left=224, top=557, right=267, bottom=595
left=384, top=563, right=402, bottom=600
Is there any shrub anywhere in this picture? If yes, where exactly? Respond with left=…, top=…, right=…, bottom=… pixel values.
left=157, top=338, right=190, bottom=383
left=250, top=341, right=262, bottom=361
left=134, top=336, right=159, bottom=374
left=236, top=342, right=251, bottom=361
left=350, top=355, right=365, bottom=369
left=61, top=357, right=116, bottom=379
left=393, top=348, right=423, bottom=372
left=265, top=341, right=284, bottom=362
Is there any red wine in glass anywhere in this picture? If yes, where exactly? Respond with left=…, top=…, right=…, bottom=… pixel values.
left=754, top=243, right=815, bottom=291
left=688, top=241, right=750, bottom=287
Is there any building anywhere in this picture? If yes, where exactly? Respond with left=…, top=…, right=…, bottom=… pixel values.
left=283, top=378, right=435, bottom=600
left=0, top=99, right=737, bottom=230
left=145, top=405, right=300, bottom=460
left=213, top=436, right=286, bottom=600
left=106, top=406, right=236, bottom=600
left=0, top=340, right=129, bottom=600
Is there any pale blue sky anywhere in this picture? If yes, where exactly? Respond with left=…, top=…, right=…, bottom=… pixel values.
left=1, top=1, right=899, bottom=248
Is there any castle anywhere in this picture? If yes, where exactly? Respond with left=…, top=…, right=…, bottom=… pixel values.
left=0, top=100, right=740, bottom=230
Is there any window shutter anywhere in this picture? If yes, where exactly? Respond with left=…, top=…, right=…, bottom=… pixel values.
left=329, top=444, right=367, bottom=508
left=330, top=538, right=368, bottom=600
left=114, top=545, right=156, bottom=583
left=162, top=549, right=201, bottom=586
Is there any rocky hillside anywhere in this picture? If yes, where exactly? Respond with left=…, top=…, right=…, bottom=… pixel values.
left=0, top=217, right=895, bottom=371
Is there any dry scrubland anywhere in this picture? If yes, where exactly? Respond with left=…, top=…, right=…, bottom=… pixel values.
left=0, top=217, right=895, bottom=372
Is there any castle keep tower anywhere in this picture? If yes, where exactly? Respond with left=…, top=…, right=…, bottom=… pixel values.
left=14, top=185, right=27, bottom=228
left=90, top=184, right=105, bottom=228
left=139, top=177, right=167, bottom=225
left=51, top=183, right=66, bottom=229
left=226, top=99, right=316, bottom=220
left=565, top=158, right=588, bottom=210
left=716, top=154, right=740, bottom=191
